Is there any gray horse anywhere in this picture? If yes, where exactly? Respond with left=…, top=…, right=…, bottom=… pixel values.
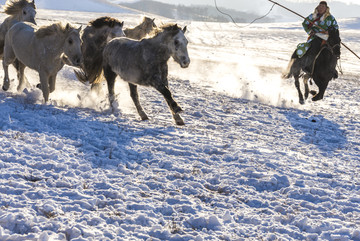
left=124, top=16, right=156, bottom=40
left=74, top=16, right=125, bottom=85
left=0, top=0, right=36, bottom=57
left=102, top=23, right=190, bottom=125
left=2, top=22, right=82, bottom=102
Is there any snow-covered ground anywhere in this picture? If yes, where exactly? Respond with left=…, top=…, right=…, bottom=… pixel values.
left=0, top=2, right=360, bottom=240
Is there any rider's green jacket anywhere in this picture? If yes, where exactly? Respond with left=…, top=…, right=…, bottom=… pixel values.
left=295, top=7, right=339, bottom=58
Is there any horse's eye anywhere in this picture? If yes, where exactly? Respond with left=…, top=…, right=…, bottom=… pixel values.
left=174, top=40, right=179, bottom=46
left=68, top=39, right=73, bottom=45
left=23, top=11, right=27, bottom=15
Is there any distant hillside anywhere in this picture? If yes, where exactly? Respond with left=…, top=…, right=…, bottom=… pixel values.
left=120, top=0, right=274, bottom=23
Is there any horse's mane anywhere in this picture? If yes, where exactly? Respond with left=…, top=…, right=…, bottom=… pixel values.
left=35, top=22, right=73, bottom=38
left=89, top=16, right=123, bottom=29
left=152, top=23, right=182, bottom=37
left=139, top=17, right=155, bottom=27
left=3, top=0, right=35, bottom=15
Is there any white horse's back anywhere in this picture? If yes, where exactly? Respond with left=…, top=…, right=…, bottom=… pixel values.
left=6, top=22, right=38, bottom=69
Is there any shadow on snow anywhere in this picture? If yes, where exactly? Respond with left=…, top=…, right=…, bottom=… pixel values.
left=0, top=92, right=170, bottom=168
left=284, top=109, right=347, bottom=154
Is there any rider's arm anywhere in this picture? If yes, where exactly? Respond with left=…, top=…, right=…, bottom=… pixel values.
left=302, top=14, right=314, bottom=35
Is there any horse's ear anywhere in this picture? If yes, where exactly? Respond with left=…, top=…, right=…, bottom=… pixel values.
left=77, top=26, right=82, bottom=32
left=182, top=26, right=187, bottom=33
left=65, top=23, right=70, bottom=30
left=32, top=0, right=35, bottom=4
left=121, top=21, right=124, bottom=27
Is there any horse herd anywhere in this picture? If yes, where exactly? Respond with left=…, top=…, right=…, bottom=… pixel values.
left=0, top=0, right=341, bottom=125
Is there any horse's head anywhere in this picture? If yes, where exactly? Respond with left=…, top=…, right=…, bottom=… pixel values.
left=108, top=21, right=125, bottom=41
left=167, top=25, right=190, bottom=68
left=142, top=17, right=157, bottom=35
left=22, top=0, right=36, bottom=24
left=327, top=26, right=341, bottom=57
left=89, top=17, right=125, bottom=41
left=4, top=0, right=37, bottom=24
left=62, top=23, right=83, bottom=67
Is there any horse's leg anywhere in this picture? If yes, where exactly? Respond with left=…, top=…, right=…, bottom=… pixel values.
left=154, top=83, right=184, bottom=125
left=103, top=64, right=117, bottom=109
left=303, top=74, right=310, bottom=100
left=16, top=61, right=28, bottom=92
left=48, top=74, right=57, bottom=93
left=39, top=71, right=50, bottom=102
left=128, top=83, right=149, bottom=120
left=294, top=75, right=304, bottom=104
left=312, top=79, right=328, bottom=101
left=2, top=45, right=16, bottom=91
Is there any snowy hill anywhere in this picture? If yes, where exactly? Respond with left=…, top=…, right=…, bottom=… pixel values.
left=0, top=1, right=360, bottom=241
left=0, top=0, right=134, bottom=13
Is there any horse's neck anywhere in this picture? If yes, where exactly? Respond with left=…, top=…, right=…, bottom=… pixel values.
left=146, top=34, right=171, bottom=60
left=132, top=23, right=143, bottom=32
left=41, top=34, right=67, bottom=58
left=8, top=14, right=22, bottom=23
left=87, top=27, right=111, bottom=46
left=1, top=17, right=19, bottom=32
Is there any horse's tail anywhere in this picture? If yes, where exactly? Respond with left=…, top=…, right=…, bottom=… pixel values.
left=282, top=58, right=296, bottom=79
left=74, top=68, right=104, bottom=84
left=74, top=56, right=104, bottom=84
left=92, top=69, right=104, bottom=85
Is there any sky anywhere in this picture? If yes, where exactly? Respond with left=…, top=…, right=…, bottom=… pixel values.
left=114, top=0, right=360, bottom=21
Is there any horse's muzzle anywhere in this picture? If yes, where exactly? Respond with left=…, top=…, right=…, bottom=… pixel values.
left=73, top=56, right=83, bottom=67
left=30, top=18, right=36, bottom=25
left=61, top=54, right=83, bottom=67
left=181, top=57, right=190, bottom=68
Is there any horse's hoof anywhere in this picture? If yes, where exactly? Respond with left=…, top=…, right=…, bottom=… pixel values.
left=140, top=115, right=149, bottom=121
left=299, top=99, right=305, bottom=105
left=174, top=114, right=185, bottom=125
left=175, top=119, right=185, bottom=125
left=2, top=85, right=9, bottom=91
left=312, top=96, right=323, bottom=102
left=310, top=90, right=317, bottom=96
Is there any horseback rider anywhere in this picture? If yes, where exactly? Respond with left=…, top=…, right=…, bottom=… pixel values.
left=291, top=1, right=339, bottom=77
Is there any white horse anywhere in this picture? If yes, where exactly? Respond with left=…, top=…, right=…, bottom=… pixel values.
left=102, top=23, right=190, bottom=125
left=2, top=22, right=82, bottom=102
left=0, top=0, right=36, bottom=57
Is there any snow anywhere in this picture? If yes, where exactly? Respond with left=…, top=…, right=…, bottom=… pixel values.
left=0, top=1, right=360, bottom=240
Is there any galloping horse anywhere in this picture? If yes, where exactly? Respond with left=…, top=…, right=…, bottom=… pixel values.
left=75, top=16, right=157, bottom=89
left=2, top=22, right=82, bottom=102
left=0, top=0, right=36, bottom=57
left=124, top=16, right=156, bottom=40
left=284, top=26, right=341, bottom=104
left=102, top=23, right=190, bottom=125
left=74, top=16, right=125, bottom=85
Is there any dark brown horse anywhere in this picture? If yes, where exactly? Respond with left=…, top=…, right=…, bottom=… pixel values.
left=284, top=26, right=341, bottom=104
left=74, top=16, right=125, bottom=84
